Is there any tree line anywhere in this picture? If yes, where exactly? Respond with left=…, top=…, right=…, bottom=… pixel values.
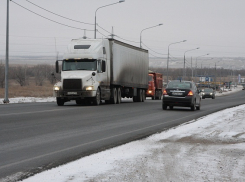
left=0, top=62, right=60, bottom=88
left=0, top=61, right=244, bottom=88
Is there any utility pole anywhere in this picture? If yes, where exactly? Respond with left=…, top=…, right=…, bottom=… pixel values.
left=4, top=0, right=9, bottom=103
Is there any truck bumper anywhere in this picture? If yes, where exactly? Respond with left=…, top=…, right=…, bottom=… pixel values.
left=53, top=90, right=96, bottom=99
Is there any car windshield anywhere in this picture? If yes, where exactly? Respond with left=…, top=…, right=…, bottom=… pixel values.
left=204, top=88, right=213, bottom=92
left=167, top=82, right=191, bottom=89
left=62, top=59, right=97, bottom=71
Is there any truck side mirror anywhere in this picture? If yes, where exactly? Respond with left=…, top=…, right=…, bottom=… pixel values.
left=102, top=61, right=106, bottom=72
left=55, top=60, right=59, bottom=73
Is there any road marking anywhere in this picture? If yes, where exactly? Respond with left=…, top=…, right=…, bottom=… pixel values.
left=0, top=107, right=86, bottom=117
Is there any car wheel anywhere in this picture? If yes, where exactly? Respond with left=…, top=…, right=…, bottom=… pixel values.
left=191, top=101, right=196, bottom=111
left=196, top=100, right=201, bottom=110
left=162, top=103, right=167, bottom=110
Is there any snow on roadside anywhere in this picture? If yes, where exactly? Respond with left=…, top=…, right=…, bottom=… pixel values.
left=0, top=97, right=55, bottom=104
left=18, top=86, right=245, bottom=182
left=20, top=104, right=245, bottom=182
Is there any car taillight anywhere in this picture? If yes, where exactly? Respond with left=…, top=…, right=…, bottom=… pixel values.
left=163, top=89, right=168, bottom=95
left=187, top=91, right=194, bottom=96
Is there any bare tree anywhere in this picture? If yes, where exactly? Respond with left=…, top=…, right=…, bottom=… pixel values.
left=0, top=61, right=5, bottom=88
left=14, top=65, right=29, bottom=86
left=33, top=65, right=47, bottom=86
left=46, top=65, right=58, bottom=84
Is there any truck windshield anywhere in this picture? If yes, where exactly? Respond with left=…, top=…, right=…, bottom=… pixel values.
left=148, top=75, right=153, bottom=82
left=62, top=59, right=97, bottom=71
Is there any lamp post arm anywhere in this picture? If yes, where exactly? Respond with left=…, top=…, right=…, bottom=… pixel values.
left=94, top=2, right=120, bottom=39
left=95, top=2, right=118, bottom=15
left=167, top=40, right=186, bottom=83
left=140, top=24, right=162, bottom=48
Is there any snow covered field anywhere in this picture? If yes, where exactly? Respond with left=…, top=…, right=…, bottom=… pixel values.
left=1, top=86, right=244, bottom=181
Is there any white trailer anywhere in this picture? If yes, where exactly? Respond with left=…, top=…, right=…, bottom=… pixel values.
left=53, top=38, right=149, bottom=106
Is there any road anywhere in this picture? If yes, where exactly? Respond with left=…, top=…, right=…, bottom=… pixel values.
left=0, top=91, right=245, bottom=181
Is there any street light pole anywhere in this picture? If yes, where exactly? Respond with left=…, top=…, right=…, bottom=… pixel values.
left=166, top=40, right=186, bottom=83
left=3, top=0, right=9, bottom=104
left=183, top=47, right=199, bottom=80
left=140, top=23, right=163, bottom=48
left=94, top=0, right=125, bottom=39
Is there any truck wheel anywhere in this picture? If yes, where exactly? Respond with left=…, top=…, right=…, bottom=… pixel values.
left=93, top=88, right=101, bottom=105
left=57, top=97, right=64, bottom=106
left=76, top=99, right=83, bottom=105
left=133, top=96, right=137, bottom=102
left=152, top=94, right=155, bottom=100
left=117, top=88, right=121, bottom=104
left=111, top=87, right=117, bottom=104
left=158, top=91, right=162, bottom=100
left=137, top=89, right=142, bottom=102
left=142, top=90, right=145, bottom=102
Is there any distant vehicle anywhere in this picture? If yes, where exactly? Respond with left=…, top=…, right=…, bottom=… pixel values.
left=201, top=88, right=215, bottom=99
left=53, top=38, right=149, bottom=106
left=146, top=71, right=163, bottom=100
left=162, top=80, right=201, bottom=111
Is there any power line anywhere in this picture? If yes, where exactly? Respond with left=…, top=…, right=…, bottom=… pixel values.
left=25, top=0, right=94, bottom=26
left=11, top=0, right=94, bottom=32
left=142, top=42, right=167, bottom=55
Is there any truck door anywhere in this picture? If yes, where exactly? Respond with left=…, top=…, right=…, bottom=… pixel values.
left=97, top=59, right=110, bottom=99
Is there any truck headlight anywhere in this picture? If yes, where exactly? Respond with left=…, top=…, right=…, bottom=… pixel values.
left=148, top=90, right=152, bottom=94
left=86, top=86, right=93, bottom=91
left=53, top=86, right=60, bottom=91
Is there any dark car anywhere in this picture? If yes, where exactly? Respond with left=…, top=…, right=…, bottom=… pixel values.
left=201, top=88, right=215, bottom=99
left=162, top=80, right=201, bottom=111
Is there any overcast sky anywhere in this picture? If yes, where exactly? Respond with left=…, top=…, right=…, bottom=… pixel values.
left=0, top=0, right=245, bottom=62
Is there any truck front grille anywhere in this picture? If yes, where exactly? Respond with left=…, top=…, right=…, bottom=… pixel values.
left=63, top=79, right=82, bottom=90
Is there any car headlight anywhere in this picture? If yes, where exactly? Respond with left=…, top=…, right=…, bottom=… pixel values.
left=210, top=93, right=213, bottom=95
left=86, top=86, right=93, bottom=91
left=53, top=86, right=60, bottom=91
left=148, top=90, right=152, bottom=94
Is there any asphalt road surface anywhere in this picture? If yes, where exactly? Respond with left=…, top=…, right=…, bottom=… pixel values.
left=1, top=91, right=245, bottom=181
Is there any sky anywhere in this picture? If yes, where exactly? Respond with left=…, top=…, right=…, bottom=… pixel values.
left=0, top=0, right=245, bottom=64
left=1, top=86, right=244, bottom=181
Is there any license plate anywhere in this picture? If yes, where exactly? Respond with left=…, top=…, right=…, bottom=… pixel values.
left=67, top=92, right=77, bottom=95
left=172, top=92, right=182, bottom=95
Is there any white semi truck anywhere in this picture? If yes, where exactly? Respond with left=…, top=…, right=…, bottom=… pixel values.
left=53, top=38, right=149, bottom=106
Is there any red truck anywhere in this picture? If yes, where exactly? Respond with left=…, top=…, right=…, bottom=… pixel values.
left=146, top=71, right=163, bottom=100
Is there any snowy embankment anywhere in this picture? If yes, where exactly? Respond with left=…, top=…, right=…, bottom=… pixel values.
left=21, top=104, right=245, bottom=182
left=1, top=86, right=244, bottom=181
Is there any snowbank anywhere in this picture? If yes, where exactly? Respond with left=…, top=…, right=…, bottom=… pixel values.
left=20, top=104, right=245, bottom=182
